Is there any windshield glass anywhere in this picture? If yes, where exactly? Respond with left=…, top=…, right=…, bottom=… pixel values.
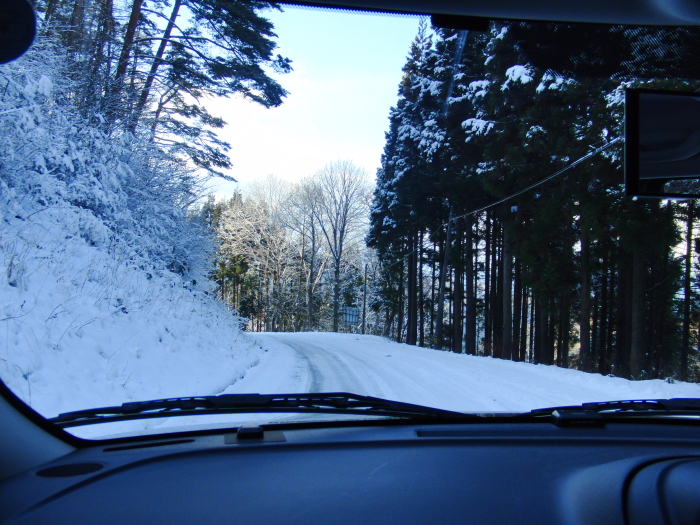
left=2, top=4, right=700, bottom=439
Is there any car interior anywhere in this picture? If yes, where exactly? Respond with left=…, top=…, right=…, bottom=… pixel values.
left=3, top=0, right=700, bottom=524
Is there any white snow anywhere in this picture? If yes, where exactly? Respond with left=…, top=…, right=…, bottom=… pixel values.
left=244, top=333, right=700, bottom=414
left=462, top=118, right=494, bottom=137
left=494, top=27, right=508, bottom=40
left=502, top=65, right=533, bottom=91
left=1, top=41, right=266, bottom=427
left=0, top=206, right=265, bottom=420
left=526, top=125, right=546, bottom=139
left=68, top=331, right=700, bottom=439
left=467, top=80, right=489, bottom=99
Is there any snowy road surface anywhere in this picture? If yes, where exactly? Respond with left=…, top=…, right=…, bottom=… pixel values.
left=232, top=332, right=700, bottom=413
left=71, top=331, right=700, bottom=439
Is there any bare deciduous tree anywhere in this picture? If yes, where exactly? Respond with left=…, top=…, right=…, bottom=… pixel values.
left=310, top=161, right=371, bottom=332
left=283, top=177, right=329, bottom=330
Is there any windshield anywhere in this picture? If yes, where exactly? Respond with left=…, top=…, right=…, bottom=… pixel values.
left=2, top=3, right=700, bottom=439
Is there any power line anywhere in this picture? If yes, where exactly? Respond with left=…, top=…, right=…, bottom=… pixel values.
left=451, top=136, right=623, bottom=222
left=379, top=136, right=624, bottom=270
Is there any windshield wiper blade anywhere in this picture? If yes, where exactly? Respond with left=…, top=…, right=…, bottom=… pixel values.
left=532, top=397, right=700, bottom=415
left=528, top=398, right=700, bottom=426
left=50, top=392, right=477, bottom=428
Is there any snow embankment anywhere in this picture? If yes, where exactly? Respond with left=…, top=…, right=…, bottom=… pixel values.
left=249, top=332, right=700, bottom=412
left=0, top=206, right=262, bottom=419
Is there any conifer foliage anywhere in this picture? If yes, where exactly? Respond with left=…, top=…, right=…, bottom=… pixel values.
left=369, top=21, right=700, bottom=381
left=41, top=0, right=290, bottom=176
left=2, top=0, right=290, bottom=292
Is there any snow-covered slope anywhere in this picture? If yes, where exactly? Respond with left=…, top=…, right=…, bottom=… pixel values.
left=0, top=40, right=262, bottom=419
left=0, top=205, right=264, bottom=418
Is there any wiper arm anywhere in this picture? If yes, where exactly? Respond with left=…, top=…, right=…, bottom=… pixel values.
left=50, top=392, right=477, bottom=428
left=529, top=398, right=700, bottom=427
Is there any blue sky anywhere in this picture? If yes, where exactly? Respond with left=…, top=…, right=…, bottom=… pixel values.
left=209, top=7, right=425, bottom=196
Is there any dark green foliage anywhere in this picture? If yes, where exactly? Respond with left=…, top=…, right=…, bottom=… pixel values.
left=370, top=20, right=700, bottom=380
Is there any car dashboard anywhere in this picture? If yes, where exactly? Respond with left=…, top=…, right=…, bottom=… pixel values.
left=1, top=420, right=700, bottom=524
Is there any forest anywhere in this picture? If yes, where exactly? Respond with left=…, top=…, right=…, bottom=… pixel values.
left=201, top=163, right=376, bottom=334
left=201, top=17, right=700, bottom=383
left=367, top=20, right=700, bottom=382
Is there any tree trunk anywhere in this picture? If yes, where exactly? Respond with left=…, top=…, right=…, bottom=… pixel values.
left=407, top=235, right=418, bottom=345
left=598, top=263, right=609, bottom=375
left=513, top=258, right=522, bottom=361
left=492, top=223, right=502, bottom=359
left=434, top=207, right=454, bottom=349
left=131, top=0, right=182, bottom=130
left=397, top=261, right=404, bottom=341
left=43, top=0, right=61, bottom=28
left=528, top=294, right=535, bottom=362
left=464, top=215, right=476, bottom=355
left=615, top=250, right=633, bottom=378
left=520, top=286, right=528, bottom=362
left=114, top=0, right=144, bottom=87
left=557, top=295, right=565, bottom=367
left=534, top=295, right=546, bottom=364
left=502, top=223, right=513, bottom=360
left=681, top=202, right=693, bottom=381
left=579, top=220, right=592, bottom=370
left=561, top=293, right=570, bottom=368
left=333, top=260, right=341, bottom=332
left=484, top=212, right=492, bottom=356
left=307, top=225, right=316, bottom=331
left=629, top=246, right=646, bottom=378
left=419, top=233, right=425, bottom=346
left=452, top=218, right=463, bottom=353
left=430, top=244, right=436, bottom=344
left=591, top=290, right=599, bottom=371
left=67, top=0, right=87, bottom=49
left=384, top=301, right=394, bottom=337
left=605, top=262, right=616, bottom=375
left=547, top=295, right=556, bottom=365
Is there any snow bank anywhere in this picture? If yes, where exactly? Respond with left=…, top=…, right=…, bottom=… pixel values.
left=0, top=205, right=263, bottom=418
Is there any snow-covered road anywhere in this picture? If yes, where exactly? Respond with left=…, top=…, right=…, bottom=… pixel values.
left=235, top=332, right=700, bottom=413
left=71, top=331, right=700, bottom=439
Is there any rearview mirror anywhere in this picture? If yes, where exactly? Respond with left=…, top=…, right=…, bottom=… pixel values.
left=626, top=89, right=700, bottom=198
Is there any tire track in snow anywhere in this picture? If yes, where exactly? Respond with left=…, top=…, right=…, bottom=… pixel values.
left=271, top=336, right=368, bottom=393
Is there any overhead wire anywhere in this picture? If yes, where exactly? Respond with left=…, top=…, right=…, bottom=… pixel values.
left=380, top=136, right=624, bottom=270
left=449, top=136, right=623, bottom=223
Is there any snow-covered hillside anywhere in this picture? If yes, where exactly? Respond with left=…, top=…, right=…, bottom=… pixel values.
left=0, top=40, right=263, bottom=419
left=0, top=201, right=265, bottom=419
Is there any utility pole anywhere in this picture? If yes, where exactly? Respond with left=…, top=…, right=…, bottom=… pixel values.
left=362, top=263, right=368, bottom=334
